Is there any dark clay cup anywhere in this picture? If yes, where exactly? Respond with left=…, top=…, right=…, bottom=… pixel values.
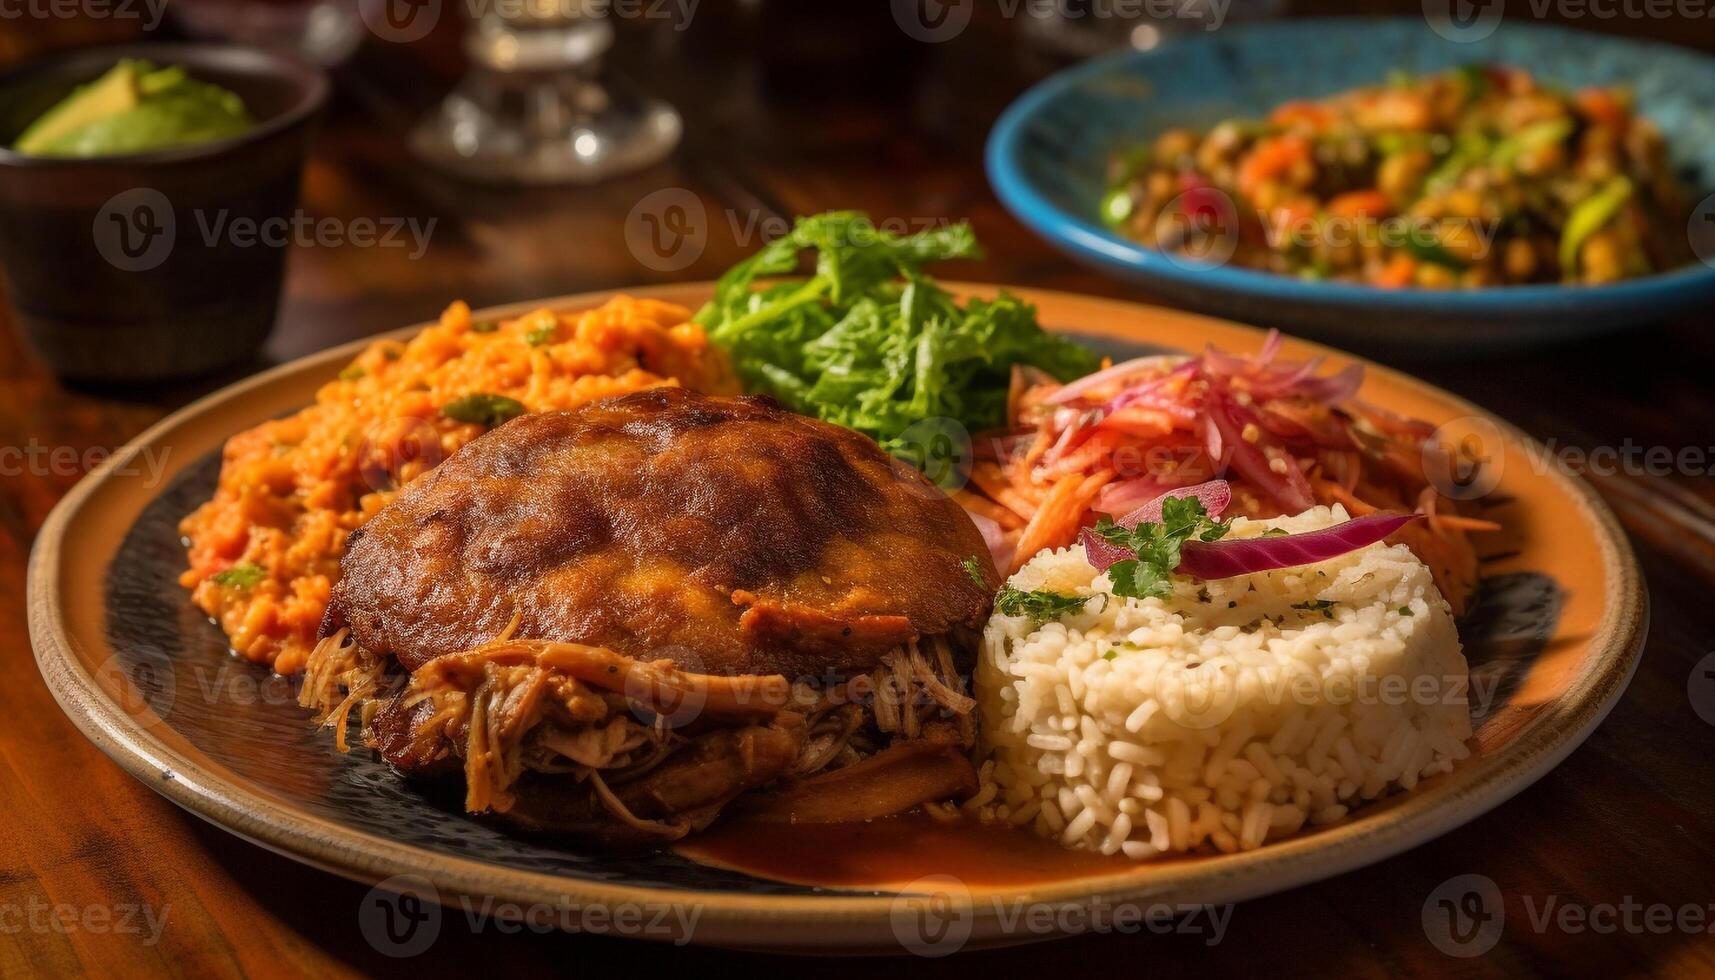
left=0, top=44, right=328, bottom=384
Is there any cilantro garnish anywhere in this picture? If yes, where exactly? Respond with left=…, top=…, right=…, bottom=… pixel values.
left=1092, top=495, right=1231, bottom=600
left=211, top=562, right=266, bottom=589
left=994, top=587, right=1089, bottom=626
left=525, top=324, right=556, bottom=346
left=1292, top=599, right=1338, bottom=619
left=470, top=320, right=500, bottom=333
left=965, top=554, right=1088, bottom=626
left=441, top=392, right=526, bottom=427
left=962, top=556, right=989, bottom=586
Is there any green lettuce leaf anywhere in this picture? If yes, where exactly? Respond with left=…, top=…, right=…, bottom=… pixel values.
left=696, top=213, right=1098, bottom=469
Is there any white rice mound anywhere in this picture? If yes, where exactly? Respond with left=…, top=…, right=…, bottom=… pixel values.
left=968, top=505, right=1473, bottom=859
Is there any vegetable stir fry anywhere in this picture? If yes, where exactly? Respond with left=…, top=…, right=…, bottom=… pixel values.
left=1102, top=65, right=1695, bottom=287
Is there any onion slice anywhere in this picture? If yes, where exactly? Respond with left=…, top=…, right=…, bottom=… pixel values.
left=1045, top=354, right=1188, bottom=405
left=1177, top=513, right=1420, bottom=580
left=1079, top=480, right=1233, bottom=572
left=1117, top=479, right=1232, bottom=528
left=1078, top=526, right=1134, bottom=571
left=1080, top=506, right=1419, bottom=581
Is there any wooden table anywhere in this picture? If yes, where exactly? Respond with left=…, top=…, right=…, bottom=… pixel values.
left=5, top=6, right=1715, bottom=976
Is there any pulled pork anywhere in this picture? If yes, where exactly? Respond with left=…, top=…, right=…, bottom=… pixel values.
left=301, top=624, right=980, bottom=847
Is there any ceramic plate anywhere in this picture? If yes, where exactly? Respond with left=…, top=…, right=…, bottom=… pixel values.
left=29, top=284, right=1645, bottom=953
left=987, top=19, right=1715, bottom=349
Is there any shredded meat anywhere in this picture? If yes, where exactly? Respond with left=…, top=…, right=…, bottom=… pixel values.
left=323, top=388, right=998, bottom=678
left=303, top=390, right=1000, bottom=847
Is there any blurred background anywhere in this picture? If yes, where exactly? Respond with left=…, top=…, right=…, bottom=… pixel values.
left=6, top=0, right=1713, bottom=378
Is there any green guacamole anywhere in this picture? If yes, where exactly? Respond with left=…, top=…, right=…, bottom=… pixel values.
left=13, top=60, right=252, bottom=158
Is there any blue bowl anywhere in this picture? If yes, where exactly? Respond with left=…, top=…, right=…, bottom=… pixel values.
left=987, top=18, right=1715, bottom=351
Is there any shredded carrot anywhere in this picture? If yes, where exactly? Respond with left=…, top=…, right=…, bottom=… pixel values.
left=1010, top=474, right=1086, bottom=572
left=971, top=462, right=1038, bottom=522
left=957, top=335, right=1494, bottom=615
left=953, top=489, right=1024, bottom=530
left=1310, top=478, right=1379, bottom=516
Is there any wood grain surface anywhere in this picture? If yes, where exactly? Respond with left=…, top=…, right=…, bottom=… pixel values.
left=4, top=4, right=1714, bottom=976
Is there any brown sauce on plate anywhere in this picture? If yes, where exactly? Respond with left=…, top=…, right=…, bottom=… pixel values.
left=676, top=813, right=1146, bottom=889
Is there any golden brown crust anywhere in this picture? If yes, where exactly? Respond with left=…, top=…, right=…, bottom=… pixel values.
left=326, top=388, right=996, bottom=677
